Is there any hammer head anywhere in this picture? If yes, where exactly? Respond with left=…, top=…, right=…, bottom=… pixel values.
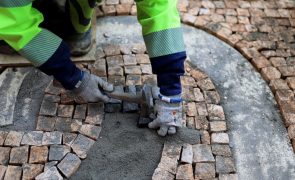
left=106, top=85, right=157, bottom=108
left=106, top=85, right=159, bottom=126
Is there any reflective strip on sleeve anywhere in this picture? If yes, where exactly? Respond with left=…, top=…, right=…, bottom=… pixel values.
left=0, top=0, right=32, bottom=7
left=19, top=29, right=62, bottom=66
left=143, top=27, right=185, bottom=58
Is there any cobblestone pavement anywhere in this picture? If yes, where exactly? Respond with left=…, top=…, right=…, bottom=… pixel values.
left=0, top=0, right=295, bottom=179
left=0, top=45, right=235, bottom=179
left=97, top=0, right=295, bottom=154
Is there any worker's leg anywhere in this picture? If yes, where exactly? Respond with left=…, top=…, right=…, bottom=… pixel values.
left=136, top=0, right=186, bottom=96
left=136, top=0, right=186, bottom=136
left=65, top=0, right=100, bottom=55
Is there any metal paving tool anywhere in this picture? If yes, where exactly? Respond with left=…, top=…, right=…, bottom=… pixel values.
left=106, top=85, right=159, bottom=128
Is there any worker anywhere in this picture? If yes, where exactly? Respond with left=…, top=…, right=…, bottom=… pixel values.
left=0, top=0, right=187, bottom=136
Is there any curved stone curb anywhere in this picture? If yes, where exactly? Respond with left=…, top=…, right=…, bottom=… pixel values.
left=0, top=68, right=29, bottom=126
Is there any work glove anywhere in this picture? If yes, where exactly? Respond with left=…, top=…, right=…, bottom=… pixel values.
left=148, top=94, right=183, bottom=136
left=73, top=71, right=113, bottom=102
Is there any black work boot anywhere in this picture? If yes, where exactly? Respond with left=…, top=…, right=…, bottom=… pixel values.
left=66, top=29, right=93, bottom=57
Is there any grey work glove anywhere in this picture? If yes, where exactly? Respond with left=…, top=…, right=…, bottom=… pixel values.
left=73, top=71, right=113, bottom=102
left=148, top=94, right=182, bottom=136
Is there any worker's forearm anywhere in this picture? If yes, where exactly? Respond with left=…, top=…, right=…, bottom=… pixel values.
left=38, top=41, right=83, bottom=90
left=136, top=0, right=186, bottom=96
left=0, top=2, right=83, bottom=89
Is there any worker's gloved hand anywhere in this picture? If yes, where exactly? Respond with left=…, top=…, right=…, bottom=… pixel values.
left=73, top=71, right=113, bottom=102
left=148, top=94, right=182, bottom=136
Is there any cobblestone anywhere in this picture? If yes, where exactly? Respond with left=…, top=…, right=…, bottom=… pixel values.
left=157, top=155, right=178, bottom=174
left=0, top=165, right=7, bottom=179
left=180, top=144, right=193, bottom=164
left=196, top=103, right=208, bottom=116
left=176, top=164, right=194, bottom=180
left=36, top=116, right=56, bottom=131
left=210, top=121, right=227, bottom=132
left=85, top=115, right=104, bottom=125
left=60, top=91, right=75, bottom=105
left=22, top=163, right=44, bottom=180
left=43, top=94, right=60, bottom=103
left=79, top=124, right=101, bottom=140
left=194, top=88, right=205, bottom=102
left=63, top=133, right=77, bottom=146
left=0, top=147, right=10, bottom=165
left=42, top=131, right=62, bottom=145
left=124, top=65, right=142, bottom=75
left=123, top=54, right=137, bottom=65
left=136, top=54, right=150, bottom=64
left=195, top=162, right=216, bottom=179
left=192, top=144, right=215, bottom=163
left=211, top=133, right=230, bottom=144
left=45, top=81, right=63, bottom=95
left=126, top=75, right=142, bottom=85
left=39, top=101, right=58, bottom=116
left=29, top=146, right=48, bottom=164
left=44, top=161, right=58, bottom=171
left=35, top=166, right=63, bottom=180
left=186, top=102, right=197, bottom=116
left=10, top=146, right=29, bottom=165
left=216, top=156, right=236, bottom=173
left=55, top=117, right=72, bottom=132
left=89, top=58, right=107, bottom=77
left=73, top=104, right=87, bottom=120
left=4, top=131, right=24, bottom=147
left=107, top=55, right=124, bottom=67
left=57, top=153, right=81, bottom=178
left=195, top=116, right=209, bottom=130
left=103, top=45, right=121, bottom=56
left=201, top=130, right=211, bottom=144
left=21, top=131, right=43, bottom=146
left=87, top=103, right=104, bottom=116
left=211, top=144, right=232, bottom=157
left=152, top=167, right=174, bottom=180
left=207, top=104, right=226, bottom=120
left=71, top=134, right=95, bottom=159
left=0, top=131, right=7, bottom=146
left=4, top=165, right=22, bottom=180
left=108, top=66, right=124, bottom=76
left=49, top=145, right=71, bottom=161
left=197, top=78, right=215, bottom=90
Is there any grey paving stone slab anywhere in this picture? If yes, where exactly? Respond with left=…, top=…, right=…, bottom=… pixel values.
left=0, top=68, right=29, bottom=126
